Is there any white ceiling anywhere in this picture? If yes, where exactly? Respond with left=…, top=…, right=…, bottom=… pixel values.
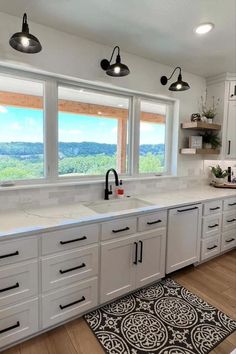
left=0, top=0, right=235, bottom=77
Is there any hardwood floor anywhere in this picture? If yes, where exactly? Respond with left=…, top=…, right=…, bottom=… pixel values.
left=2, top=250, right=236, bottom=354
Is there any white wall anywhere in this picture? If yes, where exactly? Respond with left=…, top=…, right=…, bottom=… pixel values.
left=0, top=11, right=206, bottom=177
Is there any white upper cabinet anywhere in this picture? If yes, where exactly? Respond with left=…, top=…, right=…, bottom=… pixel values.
left=226, top=100, right=236, bottom=158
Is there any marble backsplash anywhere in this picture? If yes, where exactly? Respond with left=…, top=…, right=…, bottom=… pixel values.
left=0, top=176, right=209, bottom=211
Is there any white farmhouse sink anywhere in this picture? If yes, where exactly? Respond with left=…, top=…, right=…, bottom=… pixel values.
left=86, top=198, right=153, bottom=214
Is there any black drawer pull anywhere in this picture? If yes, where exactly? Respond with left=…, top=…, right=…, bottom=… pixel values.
left=227, top=218, right=236, bottom=223
left=208, top=224, right=219, bottom=229
left=228, top=202, right=236, bottom=206
left=226, top=238, right=235, bottom=243
left=60, top=236, right=87, bottom=245
left=138, top=240, right=143, bottom=263
left=0, top=251, right=19, bottom=260
left=207, top=245, right=218, bottom=250
left=0, top=282, right=19, bottom=293
left=0, top=321, right=20, bottom=335
left=209, top=207, right=220, bottom=211
left=112, top=227, right=130, bottom=233
left=177, top=206, right=198, bottom=213
left=147, top=220, right=162, bottom=225
left=59, top=296, right=85, bottom=310
left=59, top=263, right=86, bottom=274
left=133, top=242, right=138, bottom=265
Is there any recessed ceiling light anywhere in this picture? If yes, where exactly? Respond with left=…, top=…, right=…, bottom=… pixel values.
left=79, top=89, right=84, bottom=92
left=195, top=23, right=214, bottom=34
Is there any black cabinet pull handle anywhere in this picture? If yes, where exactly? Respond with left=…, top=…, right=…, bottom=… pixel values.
left=208, top=224, right=219, bottom=229
left=59, top=263, right=86, bottom=274
left=227, top=218, right=236, bottom=223
left=138, top=240, right=143, bottom=263
left=226, top=238, right=235, bottom=243
left=177, top=206, right=198, bottom=213
left=0, top=321, right=20, bottom=335
left=60, top=236, right=87, bottom=245
left=0, top=251, right=19, bottom=260
left=112, top=227, right=130, bottom=233
left=0, top=282, right=19, bottom=293
left=133, top=242, right=138, bottom=265
left=209, top=207, right=220, bottom=211
left=207, top=245, right=218, bottom=250
left=147, top=220, right=162, bottom=225
left=228, top=140, right=231, bottom=155
left=228, top=202, right=236, bottom=206
left=59, top=296, right=85, bottom=310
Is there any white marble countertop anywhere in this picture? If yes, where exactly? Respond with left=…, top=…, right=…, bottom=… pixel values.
left=0, top=185, right=236, bottom=239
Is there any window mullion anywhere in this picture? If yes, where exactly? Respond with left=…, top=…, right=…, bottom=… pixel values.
left=131, top=96, right=141, bottom=176
left=44, top=80, right=58, bottom=180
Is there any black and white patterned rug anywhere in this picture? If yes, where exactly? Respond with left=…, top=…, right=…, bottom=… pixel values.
left=84, top=278, right=236, bottom=354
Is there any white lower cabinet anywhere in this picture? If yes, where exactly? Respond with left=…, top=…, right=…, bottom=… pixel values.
left=42, top=277, right=98, bottom=328
left=0, top=298, right=38, bottom=348
left=201, top=235, right=221, bottom=261
left=166, top=204, right=202, bottom=273
left=100, top=228, right=166, bottom=303
left=221, top=230, right=236, bottom=252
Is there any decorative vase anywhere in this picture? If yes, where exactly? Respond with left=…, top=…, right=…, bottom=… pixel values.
left=207, top=118, right=213, bottom=124
left=204, top=143, right=212, bottom=149
left=213, top=176, right=225, bottom=185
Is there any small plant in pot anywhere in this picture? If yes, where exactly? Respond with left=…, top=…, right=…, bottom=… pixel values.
left=200, top=90, right=220, bottom=123
left=210, top=165, right=228, bottom=185
left=202, top=131, right=221, bottom=149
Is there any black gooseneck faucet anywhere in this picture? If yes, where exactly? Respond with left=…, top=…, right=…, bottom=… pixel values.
left=104, top=168, right=119, bottom=200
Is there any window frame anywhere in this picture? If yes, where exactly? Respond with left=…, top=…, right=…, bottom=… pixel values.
left=0, top=66, right=178, bottom=186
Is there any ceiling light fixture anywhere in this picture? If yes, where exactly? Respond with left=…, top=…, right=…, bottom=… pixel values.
left=9, top=13, right=42, bottom=54
left=195, top=23, right=214, bottom=34
left=100, top=46, right=130, bottom=77
left=160, top=66, right=190, bottom=92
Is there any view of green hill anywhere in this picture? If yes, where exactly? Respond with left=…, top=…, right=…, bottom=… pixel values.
left=0, top=142, right=165, bottom=180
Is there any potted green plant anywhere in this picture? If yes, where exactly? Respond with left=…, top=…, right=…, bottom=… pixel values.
left=200, top=90, right=220, bottom=123
left=202, top=131, right=221, bottom=149
left=210, top=165, right=228, bottom=184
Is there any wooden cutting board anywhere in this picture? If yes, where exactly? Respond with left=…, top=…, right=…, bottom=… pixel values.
left=211, top=182, right=236, bottom=189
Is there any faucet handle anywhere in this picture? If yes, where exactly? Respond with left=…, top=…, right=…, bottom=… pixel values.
left=109, top=185, right=113, bottom=195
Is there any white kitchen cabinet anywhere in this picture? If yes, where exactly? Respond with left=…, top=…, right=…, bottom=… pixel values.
left=226, top=100, right=236, bottom=158
left=136, top=229, right=166, bottom=288
left=100, top=228, right=166, bottom=303
left=229, top=81, right=236, bottom=100
left=166, top=204, right=202, bottom=273
left=100, top=235, right=137, bottom=303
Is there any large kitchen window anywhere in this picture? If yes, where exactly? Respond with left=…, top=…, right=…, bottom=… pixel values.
left=0, top=67, right=176, bottom=184
left=0, top=75, right=44, bottom=181
left=58, top=86, right=130, bottom=177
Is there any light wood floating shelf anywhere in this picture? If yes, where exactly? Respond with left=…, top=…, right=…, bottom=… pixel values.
left=181, top=122, right=221, bottom=130
left=180, top=148, right=220, bottom=155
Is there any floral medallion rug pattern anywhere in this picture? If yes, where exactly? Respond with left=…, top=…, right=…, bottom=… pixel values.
left=84, top=278, right=236, bottom=354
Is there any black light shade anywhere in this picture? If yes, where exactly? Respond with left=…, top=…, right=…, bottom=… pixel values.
left=9, top=13, right=42, bottom=54
left=100, top=46, right=130, bottom=77
left=160, top=67, right=190, bottom=92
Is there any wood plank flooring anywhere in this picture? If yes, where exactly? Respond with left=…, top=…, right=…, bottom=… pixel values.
left=2, top=249, right=236, bottom=354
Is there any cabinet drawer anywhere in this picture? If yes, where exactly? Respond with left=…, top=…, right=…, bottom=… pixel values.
left=42, top=224, right=99, bottom=255
left=42, top=278, right=98, bottom=328
left=0, top=260, right=38, bottom=308
left=0, top=298, right=38, bottom=348
left=138, top=211, right=167, bottom=232
left=0, top=237, right=38, bottom=267
left=202, top=214, right=222, bottom=238
left=203, top=200, right=222, bottom=216
left=42, top=245, right=98, bottom=292
left=222, top=210, right=236, bottom=231
left=101, top=217, right=137, bottom=241
left=221, top=230, right=236, bottom=252
left=223, top=197, right=236, bottom=211
left=201, top=235, right=221, bottom=261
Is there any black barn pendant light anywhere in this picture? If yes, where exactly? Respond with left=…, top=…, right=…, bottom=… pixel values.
left=9, top=13, right=42, bottom=54
left=100, top=46, right=130, bottom=77
left=160, top=66, right=190, bottom=91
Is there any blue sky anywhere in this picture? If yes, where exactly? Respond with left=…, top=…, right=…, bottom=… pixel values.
left=0, top=106, right=165, bottom=145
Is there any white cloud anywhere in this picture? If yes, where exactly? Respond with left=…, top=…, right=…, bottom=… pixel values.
left=112, top=127, right=117, bottom=134
left=140, top=122, right=154, bottom=132
left=0, top=106, right=8, bottom=114
left=10, top=122, right=22, bottom=131
left=26, top=117, right=37, bottom=127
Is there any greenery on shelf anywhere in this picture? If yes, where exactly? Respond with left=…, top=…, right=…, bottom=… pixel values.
left=210, top=165, right=228, bottom=179
left=201, top=131, right=221, bottom=149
